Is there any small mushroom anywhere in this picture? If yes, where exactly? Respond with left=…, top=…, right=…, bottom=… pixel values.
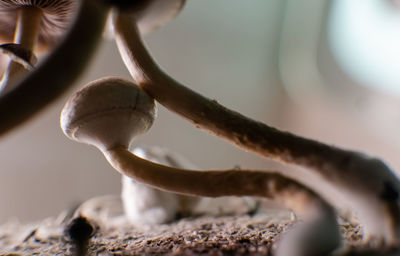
left=61, top=76, right=156, bottom=152
left=122, top=146, right=200, bottom=225
left=0, top=0, right=110, bottom=136
left=61, top=76, right=341, bottom=256
left=0, top=0, right=77, bottom=91
left=111, top=7, right=400, bottom=243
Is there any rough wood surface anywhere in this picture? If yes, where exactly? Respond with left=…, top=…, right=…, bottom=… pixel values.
left=0, top=205, right=367, bottom=256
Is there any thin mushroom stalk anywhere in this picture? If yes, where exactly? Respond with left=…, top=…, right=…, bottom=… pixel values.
left=112, top=10, right=400, bottom=243
left=0, top=6, right=42, bottom=91
left=60, top=76, right=341, bottom=256
left=121, top=146, right=259, bottom=225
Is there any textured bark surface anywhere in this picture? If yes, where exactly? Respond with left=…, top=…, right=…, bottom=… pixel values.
left=0, top=208, right=365, bottom=256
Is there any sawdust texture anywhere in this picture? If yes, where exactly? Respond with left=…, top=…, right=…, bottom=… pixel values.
left=0, top=207, right=371, bottom=256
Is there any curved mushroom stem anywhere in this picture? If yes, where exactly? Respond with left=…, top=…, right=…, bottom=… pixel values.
left=112, top=10, right=400, bottom=243
left=0, top=0, right=109, bottom=136
left=105, top=145, right=340, bottom=256
left=0, top=7, right=42, bottom=92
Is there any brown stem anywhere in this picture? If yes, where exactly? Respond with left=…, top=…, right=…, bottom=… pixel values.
left=105, top=146, right=332, bottom=219
left=0, top=0, right=109, bottom=136
left=111, top=11, right=400, bottom=186
left=112, top=11, right=358, bottom=180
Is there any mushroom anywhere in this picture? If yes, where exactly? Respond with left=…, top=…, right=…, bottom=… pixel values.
left=111, top=8, right=400, bottom=243
left=0, top=0, right=110, bottom=136
left=0, top=0, right=77, bottom=91
left=60, top=76, right=156, bottom=152
left=61, top=76, right=341, bottom=256
left=122, top=146, right=200, bottom=225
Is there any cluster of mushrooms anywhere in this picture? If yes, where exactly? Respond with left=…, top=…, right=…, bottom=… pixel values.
left=1, top=0, right=400, bottom=255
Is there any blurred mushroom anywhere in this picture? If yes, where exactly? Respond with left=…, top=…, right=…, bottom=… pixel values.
left=0, top=43, right=37, bottom=69
left=73, top=194, right=132, bottom=231
left=0, top=0, right=110, bottom=136
left=0, top=0, right=77, bottom=91
left=0, top=0, right=76, bottom=49
left=111, top=8, right=400, bottom=244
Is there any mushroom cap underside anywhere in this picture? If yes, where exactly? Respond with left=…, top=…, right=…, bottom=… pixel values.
left=0, top=0, right=77, bottom=50
left=60, top=76, right=157, bottom=150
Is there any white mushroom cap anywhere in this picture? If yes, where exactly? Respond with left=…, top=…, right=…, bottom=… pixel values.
left=60, top=76, right=157, bottom=151
left=0, top=0, right=77, bottom=50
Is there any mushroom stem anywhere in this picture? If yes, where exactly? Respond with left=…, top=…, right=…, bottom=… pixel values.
left=104, top=145, right=340, bottom=256
left=14, top=8, right=41, bottom=48
left=105, top=146, right=324, bottom=210
left=112, top=11, right=400, bottom=242
left=0, top=7, right=42, bottom=92
left=0, top=0, right=109, bottom=136
left=112, top=11, right=348, bottom=177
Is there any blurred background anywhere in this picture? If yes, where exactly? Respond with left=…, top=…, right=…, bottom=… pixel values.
left=1, top=0, right=400, bottom=223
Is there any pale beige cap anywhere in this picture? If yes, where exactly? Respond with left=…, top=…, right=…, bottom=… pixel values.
left=60, top=76, right=157, bottom=151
